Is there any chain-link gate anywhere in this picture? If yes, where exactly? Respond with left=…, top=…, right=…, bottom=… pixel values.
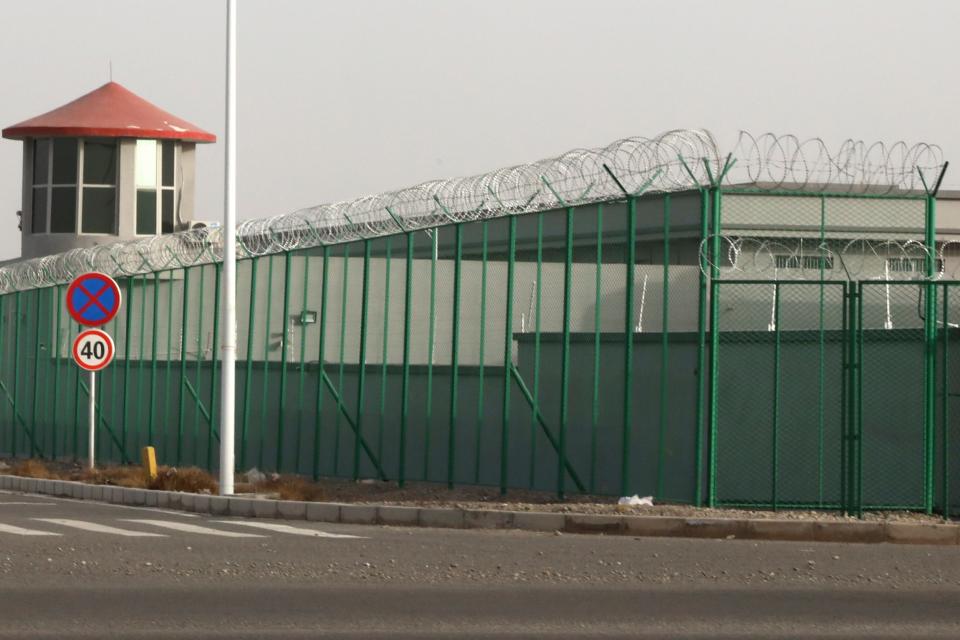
left=712, top=280, right=847, bottom=509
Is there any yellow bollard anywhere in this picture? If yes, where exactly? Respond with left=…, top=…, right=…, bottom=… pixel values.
left=141, top=446, right=158, bottom=484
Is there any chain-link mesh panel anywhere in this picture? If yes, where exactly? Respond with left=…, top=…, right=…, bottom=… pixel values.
left=859, top=282, right=926, bottom=509
left=709, top=194, right=928, bottom=283
left=938, top=283, right=960, bottom=517
left=714, top=281, right=846, bottom=508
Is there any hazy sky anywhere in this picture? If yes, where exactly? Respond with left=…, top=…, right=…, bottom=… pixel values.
left=0, top=0, right=957, bottom=260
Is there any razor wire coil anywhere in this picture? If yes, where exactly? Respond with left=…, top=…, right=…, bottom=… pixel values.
left=0, top=129, right=944, bottom=293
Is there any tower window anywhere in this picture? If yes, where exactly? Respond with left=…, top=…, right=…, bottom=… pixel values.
left=30, top=138, right=116, bottom=235
left=136, top=139, right=178, bottom=235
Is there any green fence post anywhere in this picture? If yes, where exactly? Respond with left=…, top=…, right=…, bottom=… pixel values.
left=163, top=270, right=175, bottom=453
left=52, top=287, right=62, bottom=459
left=424, top=232, right=438, bottom=480
left=207, top=263, right=222, bottom=470
left=621, top=195, right=636, bottom=496
left=354, top=241, right=372, bottom=480
left=0, top=295, right=6, bottom=454
left=529, top=213, right=543, bottom=488
left=259, top=256, right=276, bottom=470
left=841, top=281, right=850, bottom=514
left=558, top=204, right=574, bottom=498
left=191, top=267, right=206, bottom=465
left=656, top=194, right=671, bottom=499
left=693, top=189, right=709, bottom=506
left=296, top=255, right=310, bottom=473
left=448, top=224, right=463, bottom=488
left=176, top=268, right=191, bottom=466
left=856, top=282, right=864, bottom=518
left=277, top=252, right=293, bottom=472
left=500, top=217, right=517, bottom=495
left=590, top=204, right=603, bottom=493
left=707, top=184, right=722, bottom=507
left=924, top=190, right=938, bottom=514
left=942, top=284, right=950, bottom=519
left=135, top=275, right=147, bottom=453
left=73, top=322, right=81, bottom=460
left=0, top=296, right=7, bottom=453
left=148, top=272, right=160, bottom=448
left=399, top=234, right=413, bottom=487
left=772, top=282, right=782, bottom=511
left=30, top=291, right=43, bottom=457
left=817, top=196, right=827, bottom=506
left=12, top=291, right=21, bottom=456
left=377, top=240, right=391, bottom=463
left=241, top=258, right=259, bottom=470
left=474, top=222, right=488, bottom=484
left=313, top=247, right=330, bottom=480
left=120, top=278, right=134, bottom=460
left=333, top=246, right=350, bottom=475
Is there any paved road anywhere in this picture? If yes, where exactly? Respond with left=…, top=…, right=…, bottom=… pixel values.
left=1, top=490, right=960, bottom=638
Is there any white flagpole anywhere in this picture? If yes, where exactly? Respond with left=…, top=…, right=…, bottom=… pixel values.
left=219, top=0, right=237, bottom=495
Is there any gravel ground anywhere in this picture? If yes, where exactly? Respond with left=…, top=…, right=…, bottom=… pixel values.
left=1, top=457, right=947, bottom=524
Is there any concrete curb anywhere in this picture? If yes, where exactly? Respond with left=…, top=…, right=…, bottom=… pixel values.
left=1, top=473, right=957, bottom=546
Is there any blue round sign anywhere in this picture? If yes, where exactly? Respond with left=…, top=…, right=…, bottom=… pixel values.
left=66, top=272, right=122, bottom=327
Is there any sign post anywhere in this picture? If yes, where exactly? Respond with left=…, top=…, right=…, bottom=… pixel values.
left=66, top=273, right=121, bottom=470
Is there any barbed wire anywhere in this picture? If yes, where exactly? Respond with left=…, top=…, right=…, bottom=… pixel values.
left=698, top=235, right=960, bottom=281
left=0, top=129, right=945, bottom=293
left=727, top=132, right=943, bottom=193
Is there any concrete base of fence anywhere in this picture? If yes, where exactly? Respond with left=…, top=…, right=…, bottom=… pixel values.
left=2, top=474, right=958, bottom=546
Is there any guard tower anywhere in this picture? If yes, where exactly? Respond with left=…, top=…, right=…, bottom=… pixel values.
left=2, top=82, right=216, bottom=259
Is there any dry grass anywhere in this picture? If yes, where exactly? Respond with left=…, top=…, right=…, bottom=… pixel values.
left=149, top=466, right=218, bottom=494
left=265, top=475, right=327, bottom=502
left=7, top=458, right=218, bottom=494
left=11, top=459, right=56, bottom=480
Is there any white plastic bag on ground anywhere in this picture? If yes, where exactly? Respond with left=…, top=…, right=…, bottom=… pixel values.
left=618, top=495, right=654, bottom=506
left=245, top=467, right=266, bottom=485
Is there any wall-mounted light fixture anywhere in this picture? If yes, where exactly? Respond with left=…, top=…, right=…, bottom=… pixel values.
left=298, top=310, right=318, bottom=325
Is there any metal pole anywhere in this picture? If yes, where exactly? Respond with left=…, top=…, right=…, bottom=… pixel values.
left=88, top=371, right=95, bottom=470
left=219, top=0, right=238, bottom=495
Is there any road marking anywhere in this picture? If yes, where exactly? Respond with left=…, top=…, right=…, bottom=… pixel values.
left=0, top=522, right=62, bottom=536
left=121, top=519, right=266, bottom=538
left=0, top=502, right=56, bottom=506
left=33, top=519, right=167, bottom=537
left=213, top=521, right=364, bottom=539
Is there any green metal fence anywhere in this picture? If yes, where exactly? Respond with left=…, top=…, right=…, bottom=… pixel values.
left=2, top=180, right=959, bottom=516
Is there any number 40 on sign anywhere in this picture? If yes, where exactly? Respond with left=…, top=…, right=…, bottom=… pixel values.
left=72, top=329, right=115, bottom=371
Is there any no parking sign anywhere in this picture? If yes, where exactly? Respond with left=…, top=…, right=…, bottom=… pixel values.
left=66, top=272, right=121, bottom=470
left=66, top=272, right=121, bottom=327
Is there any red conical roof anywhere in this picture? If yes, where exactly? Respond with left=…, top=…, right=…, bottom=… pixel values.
left=2, top=82, right=216, bottom=143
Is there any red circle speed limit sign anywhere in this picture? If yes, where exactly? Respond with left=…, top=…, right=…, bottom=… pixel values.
left=72, top=329, right=115, bottom=372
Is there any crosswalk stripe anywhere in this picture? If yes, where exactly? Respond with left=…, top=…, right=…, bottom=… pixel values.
left=121, top=519, right=265, bottom=538
left=33, top=518, right=167, bottom=537
left=0, top=502, right=56, bottom=507
left=213, top=520, right=363, bottom=539
left=0, top=522, right=61, bottom=537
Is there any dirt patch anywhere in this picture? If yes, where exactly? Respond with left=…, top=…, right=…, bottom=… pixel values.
left=0, top=456, right=946, bottom=524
